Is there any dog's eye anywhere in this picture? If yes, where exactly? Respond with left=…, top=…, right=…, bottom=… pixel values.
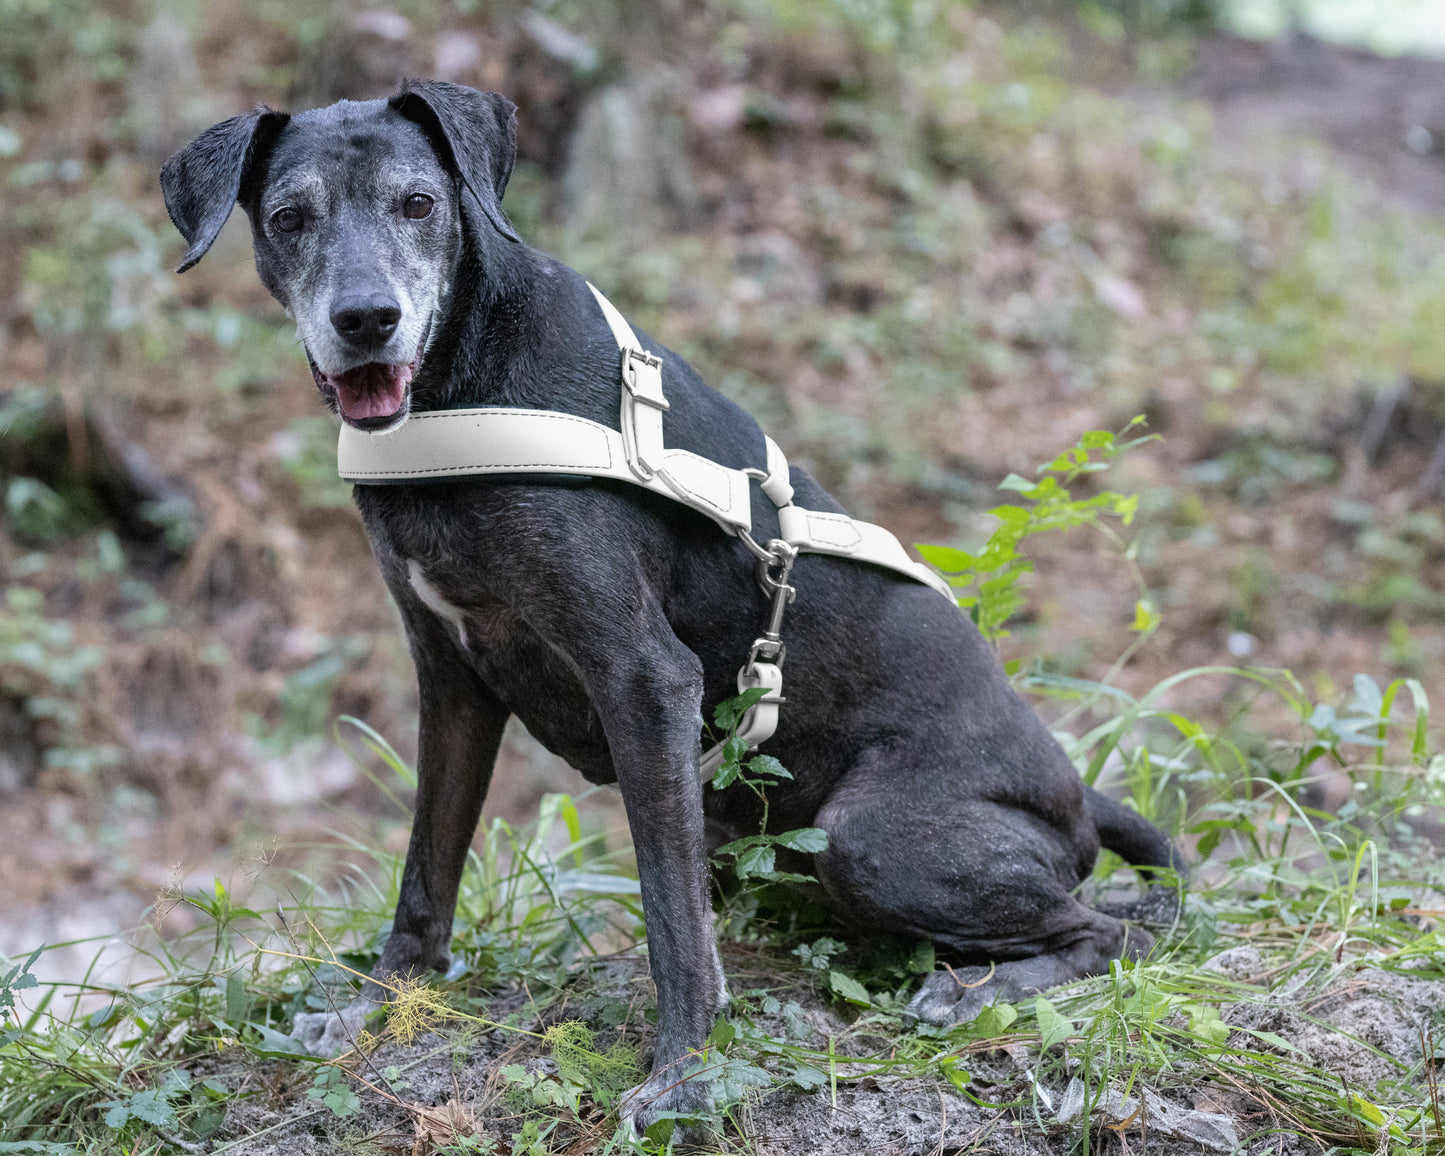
left=403, top=194, right=434, bottom=221
left=272, top=208, right=303, bottom=233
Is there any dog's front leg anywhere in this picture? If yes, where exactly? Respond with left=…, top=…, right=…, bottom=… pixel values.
left=569, top=634, right=725, bottom=1135
left=294, top=600, right=508, bottom=1055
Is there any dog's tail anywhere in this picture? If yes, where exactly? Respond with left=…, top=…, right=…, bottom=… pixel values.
left=1085, top=786, right=1188, bottom=926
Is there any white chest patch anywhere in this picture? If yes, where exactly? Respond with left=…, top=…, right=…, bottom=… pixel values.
left=407, top=560, right=469, bottom=649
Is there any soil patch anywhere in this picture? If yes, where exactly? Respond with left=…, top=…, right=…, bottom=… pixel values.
left=202, top=949, right=1442, bottom=1155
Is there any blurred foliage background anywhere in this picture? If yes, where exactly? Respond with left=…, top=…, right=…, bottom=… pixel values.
left=1, top=0, right=1444, bottom=988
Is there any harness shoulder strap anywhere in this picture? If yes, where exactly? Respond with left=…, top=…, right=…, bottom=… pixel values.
left=588, top=282, right=668, bottom=481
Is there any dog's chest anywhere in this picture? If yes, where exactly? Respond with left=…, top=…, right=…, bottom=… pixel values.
left=407, top=560, right=468, bottom=638
left=405, top=560, right=515, bottom=649
left=403, top=557, right=615, bottom=779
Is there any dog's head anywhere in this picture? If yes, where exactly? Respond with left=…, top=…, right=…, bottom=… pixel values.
left=160, top=81, right=518, bottom=431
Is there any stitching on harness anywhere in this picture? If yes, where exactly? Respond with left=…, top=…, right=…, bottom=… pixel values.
left=405, top=410, right=600, bottom=425
left=805, top=511, right=863, bottom=548
left=659, top=452, right=732, bottom=513
left=342, top=411, right=615, bottom=477
left=343, top=463, right=605, bottom=476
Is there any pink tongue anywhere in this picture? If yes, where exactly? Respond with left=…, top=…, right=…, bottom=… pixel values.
left=332, top=363, right=409, bottom=420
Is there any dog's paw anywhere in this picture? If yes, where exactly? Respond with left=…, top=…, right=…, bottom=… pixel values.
left=1097, top=885, right=1181, bottom=929
left=618, top=1069, right=716, bottom=1146
left=907, top=966, right=1001, bottom=1026
left=1120, top=922, right=1156, bottom=960
left=292, top=997, right=378, bottom=1056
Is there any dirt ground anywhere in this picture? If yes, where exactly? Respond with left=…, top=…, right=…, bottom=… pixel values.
left=1191, top=34, right=1445, bottom=214
left=199, top=947, right=1443, bottom=1155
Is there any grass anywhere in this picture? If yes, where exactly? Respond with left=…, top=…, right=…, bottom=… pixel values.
left=0, top=719, right=648, bottom=1154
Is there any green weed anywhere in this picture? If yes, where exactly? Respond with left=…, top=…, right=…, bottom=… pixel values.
left=0, top=671, right=1439, bottom=1150
left=919, top=416, right=1156, bottom=645
left=706, top=688, right=830, bottom=887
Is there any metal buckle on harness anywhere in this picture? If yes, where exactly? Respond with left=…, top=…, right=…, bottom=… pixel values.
left=620, top=346, right=668, bottom=482
left=622, top=348, right=667, bottom=407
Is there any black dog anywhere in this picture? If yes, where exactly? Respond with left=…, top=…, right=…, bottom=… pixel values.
left=161, top=81, right=1181, bottom=1131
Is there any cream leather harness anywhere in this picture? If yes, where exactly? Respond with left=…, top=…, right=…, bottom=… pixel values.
left=338, top=283, right=954, bottom=775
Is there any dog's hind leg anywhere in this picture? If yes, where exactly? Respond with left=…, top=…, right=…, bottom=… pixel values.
left=814, top=782, right=1153, bottom=1026
left=293, top=595, right=509, bottom=1056
left=905, top=920, right=1149, bottom=1025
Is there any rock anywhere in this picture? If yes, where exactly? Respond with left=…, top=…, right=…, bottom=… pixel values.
left=1054, top=1077, right=1239, bottom=1151
left=351, top=9, right=411, bottom=42
left=519, top=11, right=599, bottom=74
left=1200, top=943, right=1266, bottom=982
left=434, top=32, right=483, bottom=83
left=691, top=85, right=748, bottom=134
left=562, top=74, right=700, bottom=244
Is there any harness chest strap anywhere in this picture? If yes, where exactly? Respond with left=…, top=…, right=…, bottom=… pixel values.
left=337, top=282, right=953, bottom=601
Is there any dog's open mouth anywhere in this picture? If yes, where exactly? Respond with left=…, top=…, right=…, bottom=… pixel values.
left=330, top=361, right=413, bottom=422
left=309, top=329, right=429, bottom=431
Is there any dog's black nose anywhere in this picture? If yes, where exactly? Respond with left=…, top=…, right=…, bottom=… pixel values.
left=330, top=294, right=402, bottom=345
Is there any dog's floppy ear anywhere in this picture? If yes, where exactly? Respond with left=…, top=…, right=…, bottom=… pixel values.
left=160, top=107, right=290, bottom=273
left=390, top=80, right=520, bottom=244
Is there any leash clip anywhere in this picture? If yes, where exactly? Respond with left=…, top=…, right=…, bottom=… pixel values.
left=756, top=537, right=796, bottom=632
left=745, top=539, right=796, bottom=675
left=700, top=537, right=799, bottom=781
